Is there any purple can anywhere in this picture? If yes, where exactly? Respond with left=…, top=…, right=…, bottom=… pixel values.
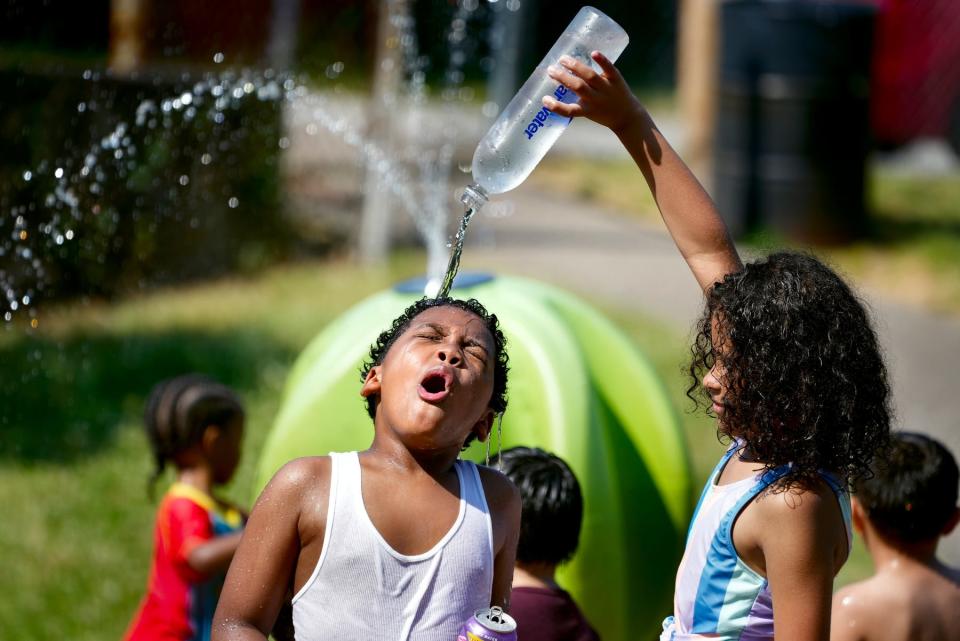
left=457, top=607, right=517, bottom=641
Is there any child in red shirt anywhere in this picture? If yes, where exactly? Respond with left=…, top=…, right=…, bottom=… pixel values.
left=492, top=447, right=600, bottom=641
left=124, top=374, right=246, bottom=641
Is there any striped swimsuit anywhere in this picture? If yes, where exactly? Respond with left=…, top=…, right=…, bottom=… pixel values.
left=660, top=445, right=851, bottom=641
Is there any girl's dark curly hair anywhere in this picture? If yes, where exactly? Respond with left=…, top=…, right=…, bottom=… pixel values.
left=688, top=252, right=891, bottom=488
left=360, top=297, right=509, bottom=422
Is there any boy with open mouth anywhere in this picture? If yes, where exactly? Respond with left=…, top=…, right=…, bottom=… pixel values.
left=212, top=297, right=521, bottom=641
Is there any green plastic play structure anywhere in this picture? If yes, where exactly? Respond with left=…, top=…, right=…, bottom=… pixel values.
left=255, top=273, right=691, bottom=640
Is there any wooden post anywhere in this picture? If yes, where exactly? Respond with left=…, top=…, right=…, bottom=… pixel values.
left=677, top=0, right=719, bottom=184
left=359, top=0, right=405, bottom=264
left=109, top=0, right=146, bottom=74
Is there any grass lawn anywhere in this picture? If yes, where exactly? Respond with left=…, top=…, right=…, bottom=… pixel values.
left=0, top=253, right=872, bottom=639
left=532, top=156, right=960, bottom=315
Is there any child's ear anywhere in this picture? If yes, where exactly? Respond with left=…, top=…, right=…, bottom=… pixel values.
left=942, top=506, right=960, bottom=537
left=472, top=409, right=496, bottom=443
left=360, top=366, right=382, bottom=399
left=850, top=497, right=868, bottom=536
left=202, top=424, right=222, bottom=451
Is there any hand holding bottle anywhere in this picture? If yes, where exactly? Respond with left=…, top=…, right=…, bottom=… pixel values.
left=543, top=51, right=644, bottom=135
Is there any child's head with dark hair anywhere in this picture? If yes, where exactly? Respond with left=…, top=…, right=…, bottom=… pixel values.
left=360, top=297, right=509, bottom=449
left=688, top=251, right=891, bottom=488
left=144, top=374, right=245, bottom=494
left=854, top=432, right=959, bottom=545
left=491, top=446, right=583, bottom=566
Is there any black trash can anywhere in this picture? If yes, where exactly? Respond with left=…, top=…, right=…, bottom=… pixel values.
left=715, top=0, right=877, bottom=242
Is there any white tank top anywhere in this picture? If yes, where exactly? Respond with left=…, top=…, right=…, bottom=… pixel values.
left=292, top=451, right=494, bottom=641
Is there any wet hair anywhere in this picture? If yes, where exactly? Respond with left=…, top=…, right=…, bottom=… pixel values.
left=360, top=297, right=509, bottom=428
left=490, top=446, right=583, bottom=565
left=855, top=432, right=959, bottom=544
left=143, top=374, right=244, bottom=495
left=688, top=252, right=891, bottom=489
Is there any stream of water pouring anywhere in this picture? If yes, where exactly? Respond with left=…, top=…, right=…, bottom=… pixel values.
left=433, top=205, right=476, bottom=299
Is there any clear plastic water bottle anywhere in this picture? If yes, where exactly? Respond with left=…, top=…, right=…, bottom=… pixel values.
left=461, top=6, right=629, bottom=211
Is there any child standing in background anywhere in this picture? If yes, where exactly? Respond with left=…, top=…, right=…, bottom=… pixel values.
left=831, top=432, right=960, bottom=641
left=491, top=446, right=600, bottom=641
left=546, top=52, right=891, bottom=640
left=124, top=374, right=246, bottom=641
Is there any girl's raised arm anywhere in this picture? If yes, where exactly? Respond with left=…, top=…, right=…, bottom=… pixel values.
left=543, top=51, right=742, bottom=292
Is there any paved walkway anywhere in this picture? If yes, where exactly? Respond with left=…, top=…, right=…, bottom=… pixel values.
left=461, top=183, right=960, bottom=563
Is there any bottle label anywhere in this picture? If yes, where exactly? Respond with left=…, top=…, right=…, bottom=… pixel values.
left=524, top=84, right=574, bottom=140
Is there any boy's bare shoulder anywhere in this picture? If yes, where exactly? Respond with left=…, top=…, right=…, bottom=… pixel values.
left=832, top=576, right=910, bottom=641
left=257, top=456, right=333, bottom=508
left=476, top=465, right=521, bottom=511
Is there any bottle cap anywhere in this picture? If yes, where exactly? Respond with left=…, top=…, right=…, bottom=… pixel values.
left=460, top=183, right=489, bottom=211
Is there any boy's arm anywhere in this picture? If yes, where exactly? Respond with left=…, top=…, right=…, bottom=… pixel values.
left=755, top=485, right=846, bottom=641
left=212, top=459, right=323, bottom=641
left=479, top=467, right=522, bottom=611
left=544, top=52, right=742, bottom=292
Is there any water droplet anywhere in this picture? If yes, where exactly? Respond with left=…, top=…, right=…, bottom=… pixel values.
left=180, top=92, right=193, bottom=105
left=10, top=301, right=18, bottom=311
left=54, top=167, right=64, bottom=179
left=77, top=102, right=86, bottom=113
left=201, top=153, right=213, bottom=165
left=179, top=175, right=190, bottom=186
left=506, top=0, right=521, bottom=10
left=481, top=101, right=499, bottom=118
left=19, top=231, right=28, bottom=241
left=305, top=123, right=318, bottom=136
left=22, top=295, right=30, bottom=305
left=65, top=229, right=74, bottom=240
left=228, top=197, right=239, bottom=208
left=243, top=82, right=255, bottom=94
left=213, top=52, right=225, bottom=64
left=30, top=318, right=38, bottom=329
left=82, top=69, right=93, bottom=80
left=213, top=112, right=225, bottom=124
left=54, top=234, right=64, bottom=245
left=22, top=171, right=32, bottom=181
left=278, top=137, right=290, bottom=149
left=4, top=312, right=11, bottom=322
left=458, top=162, right=471, bottom=174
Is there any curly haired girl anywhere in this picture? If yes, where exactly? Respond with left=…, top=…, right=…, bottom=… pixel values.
left=546, top=52, right=891, bottom=641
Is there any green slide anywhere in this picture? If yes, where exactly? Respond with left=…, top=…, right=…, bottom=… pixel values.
left=255, top=273, right=691, bottom=640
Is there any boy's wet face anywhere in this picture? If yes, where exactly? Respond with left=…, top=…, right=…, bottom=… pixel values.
left=362, top=306, right=496, bottom=449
